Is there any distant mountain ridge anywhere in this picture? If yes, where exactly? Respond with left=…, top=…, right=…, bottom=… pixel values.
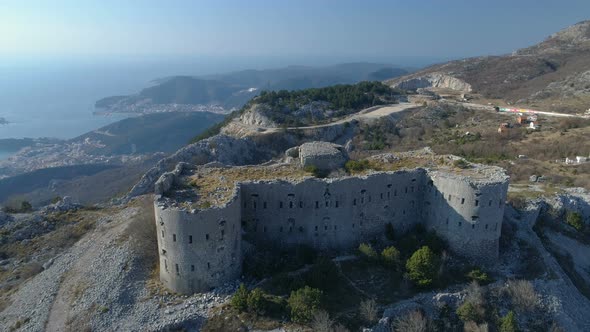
left=95, top=62, right=408, bottom=112
left=386, top=20, right=590, bottom=112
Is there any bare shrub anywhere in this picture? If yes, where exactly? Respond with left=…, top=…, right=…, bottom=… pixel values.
left=392, top=310, right=430, bottom=332
left=464, top=321, right=489, bottom=332
left=311, top=310, right=334, bottom=332
left=506, top=279, right=539, bottom=312
left=360, top=298, right=378, bottom=323
left=466, top=281, right=485, bottom=307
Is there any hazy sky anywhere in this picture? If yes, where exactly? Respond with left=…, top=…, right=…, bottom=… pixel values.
left=1, top=0, right=589, bottom=61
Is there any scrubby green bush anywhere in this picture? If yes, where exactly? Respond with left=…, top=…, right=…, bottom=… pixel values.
left=405, top=246, right=440, bottom=287
left=304, top=165, right=329, bottom=178
left=345, top=159, right=371, bottom=173
left=288, top=286, right=322, bottom=323
left=566, top=211, right=584, bottom=232
left=499, top=311, right=518, bottom=332
left=231, top=284, right=249, bottom=311
left=20, top=201, right=33, bottom=212
left=381, top=246, right=401, bottom=268
left=424, top=231, right=447, bottom=253
left=466, top=268, right=491, bottom=283
left=456, top=301, right=484, bottom=323
left=247, top=288, right=265, bottom=314
left=359, top=243, right=378, bottom=261
left=453, top=159, right=470, bottom=169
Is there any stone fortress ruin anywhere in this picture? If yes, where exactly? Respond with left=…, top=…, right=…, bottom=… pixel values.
left=154, top=142, right=509, bottom=294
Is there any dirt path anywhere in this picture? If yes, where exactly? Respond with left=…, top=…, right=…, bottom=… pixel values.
left=226, top=103, right=419, bottom=137
left=44, top=209, right=131, bottom=332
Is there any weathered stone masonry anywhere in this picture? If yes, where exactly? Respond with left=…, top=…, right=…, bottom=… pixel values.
left=154, top=163, right=508, bottom=294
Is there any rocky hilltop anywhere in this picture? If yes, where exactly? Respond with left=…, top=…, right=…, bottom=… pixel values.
left=386, top=20, right=590, bottom=112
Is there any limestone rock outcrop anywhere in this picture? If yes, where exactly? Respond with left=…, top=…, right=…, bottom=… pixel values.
left=126, top=135, right=266, bottom=200
left=391, top=72, right=472, bottom=92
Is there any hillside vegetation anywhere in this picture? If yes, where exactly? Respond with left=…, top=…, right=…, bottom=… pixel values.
left=247, top=81, right=399, bottom=126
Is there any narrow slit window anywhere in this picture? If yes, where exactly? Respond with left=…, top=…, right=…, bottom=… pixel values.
left=475, top=200, right=479, bottom=207
left=324, top=225, right=328, bottom=231
left=207, top=262, right=210, bottom=270
left=335, top=201, right=339, bottom=208
left=315, top=225, right=318, bottom=231
left=263, top=201, right=267, bottom=209
left=161, top=230, right=164, bottom=238
left=164, top=259, right=168, bottom=271
left=191, top=265, right=195, bottom=271
left=290, top=201, right=293, bottom=208
left=173, top=234, right=176, bottom=242
left=489, top=200, right=492, bottom=207
left=279, top=201, right=283, bottom=208
left=299, top=201, right=303, bottom=208
left=461, top=198, right=465, bottom=204
left=315, top=201, right=319, bottom=208
left=353, top=198, right=357, bottom=206
left=458, top=222, right=462, bottom=227
left=280, top=226, right=283, bottom=232
left=253, top=201, right=257, bottom=209
left=205, top=234, right=209, bottom=240
left=175, top=264, right=179, bottom=274
left=189, top=235, right=193, bottom=244
left=263, top=226, right=267, bottom=233
left=380, top=193, right=383, bottom=199
left=325, top=201, right=329, bottom=207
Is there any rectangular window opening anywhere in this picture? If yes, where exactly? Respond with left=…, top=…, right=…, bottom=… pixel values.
left=173, top=234, right=176, bottom=242
left=189, top=235, right=193, bottom=244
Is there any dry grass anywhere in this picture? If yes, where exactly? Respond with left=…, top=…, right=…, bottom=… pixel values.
left=187, top=164, right=311, bottom=208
